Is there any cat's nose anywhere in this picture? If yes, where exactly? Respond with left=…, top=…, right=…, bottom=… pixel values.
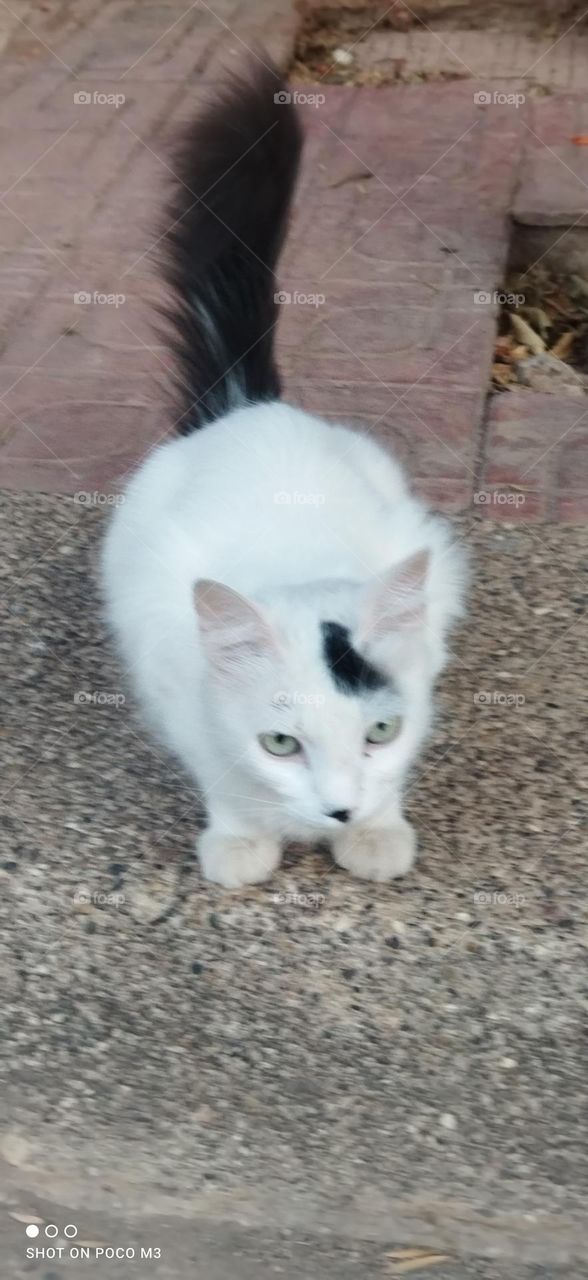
left=328, top=808, right=352, bottom=824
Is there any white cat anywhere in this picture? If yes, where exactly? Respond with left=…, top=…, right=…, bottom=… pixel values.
left=102, top=61, right=466, bottom=888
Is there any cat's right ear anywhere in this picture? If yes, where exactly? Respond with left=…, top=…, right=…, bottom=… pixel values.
left=193, top=579, right=277, bottom=673
left=358, top=550, right=430, bottom=644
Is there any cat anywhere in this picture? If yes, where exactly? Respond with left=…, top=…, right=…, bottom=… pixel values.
left=101, top=59, right=466, bottom=889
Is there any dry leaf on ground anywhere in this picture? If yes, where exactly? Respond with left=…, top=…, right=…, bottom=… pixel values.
left=510, top=314, right=545, bottom=354
left=387, top=1249, right=446, bottom=1259
left=495, top=335, right=516, bottom=361
left=550, top=330, right=575, bottom=360
left=520, top=305, right=551, bottom=337
left=492, top=363, right=516, bottom=388
left=385, top=1248, right=452, bottom=1273
left=327, top=165, right=374, bottom=188
left=493, top=263, right=588, bottom=393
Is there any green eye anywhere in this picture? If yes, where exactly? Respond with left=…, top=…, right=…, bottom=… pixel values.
left=366, top=717, right=401, bottom=745
left=259, top=732, right=301, bottom=757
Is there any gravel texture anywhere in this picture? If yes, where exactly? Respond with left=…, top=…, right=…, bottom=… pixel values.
left=0, top=492, right=587, bottom=1272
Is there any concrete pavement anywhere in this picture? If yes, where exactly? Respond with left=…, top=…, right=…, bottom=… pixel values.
left=1, top=492, right=587, bottom=1274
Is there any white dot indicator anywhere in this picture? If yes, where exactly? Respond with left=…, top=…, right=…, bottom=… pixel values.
left=25, top=1224, right=39, bottom=1238
left=45, top=1224, right=58, bottom=1238
left=64, top=1224, right=78, bottom=1238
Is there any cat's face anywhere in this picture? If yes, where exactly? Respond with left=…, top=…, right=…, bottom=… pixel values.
left=194, top=553, right=432, bottom=835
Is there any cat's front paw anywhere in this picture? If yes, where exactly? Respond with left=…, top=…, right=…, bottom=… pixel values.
left=198, top=828, right=281, bottom=889
left=332, top=819, right=416, bottom=882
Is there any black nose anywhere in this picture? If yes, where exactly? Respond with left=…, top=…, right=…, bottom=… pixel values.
left=328, top=809, right=352, bottom=824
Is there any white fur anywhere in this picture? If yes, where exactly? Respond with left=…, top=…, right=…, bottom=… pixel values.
left=102, top=402, right=465, bottom=886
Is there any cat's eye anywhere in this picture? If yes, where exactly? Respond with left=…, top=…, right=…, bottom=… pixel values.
left=259, top=732, right=302, bottom=757
left=365, top=717, right=401, bottom=745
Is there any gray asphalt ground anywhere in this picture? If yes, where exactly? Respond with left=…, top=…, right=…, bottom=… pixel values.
left=1, top=491, right=587, bottom=1277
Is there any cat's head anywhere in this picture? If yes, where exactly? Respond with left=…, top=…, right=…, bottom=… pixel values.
left=194, top=552, right=435, bottom=836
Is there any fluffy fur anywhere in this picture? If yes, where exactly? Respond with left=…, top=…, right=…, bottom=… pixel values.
left=102, top=61, right=466, bottom=888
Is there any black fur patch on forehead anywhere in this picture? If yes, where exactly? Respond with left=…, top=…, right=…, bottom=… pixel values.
left=321, top=621, right=388, bottom=695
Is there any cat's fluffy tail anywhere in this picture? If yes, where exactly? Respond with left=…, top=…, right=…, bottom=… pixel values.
left=160, top=59, right=303, bottom=434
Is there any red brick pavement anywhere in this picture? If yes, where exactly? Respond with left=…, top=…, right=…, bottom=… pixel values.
left=0, top=2, right=587, bottom=520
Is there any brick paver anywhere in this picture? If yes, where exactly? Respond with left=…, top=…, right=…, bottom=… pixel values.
left=351, top=27, right=588, bottom=92
left=297, top=0, right=588, bottom=92
left=514, top=94, right=588, bottom=225
left=0, top=1, right=587, bottom=519
left=480, top=390, right=588, bottom=523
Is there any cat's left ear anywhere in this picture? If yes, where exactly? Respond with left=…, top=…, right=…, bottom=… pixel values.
left=358, top=550, right=429, bottom=643
left=193, top=579, right=278, bottom=673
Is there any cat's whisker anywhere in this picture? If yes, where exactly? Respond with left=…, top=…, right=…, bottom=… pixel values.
left=219, top=792, right=294, bottom=807
left=220, top=795, right=316, bottom=825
